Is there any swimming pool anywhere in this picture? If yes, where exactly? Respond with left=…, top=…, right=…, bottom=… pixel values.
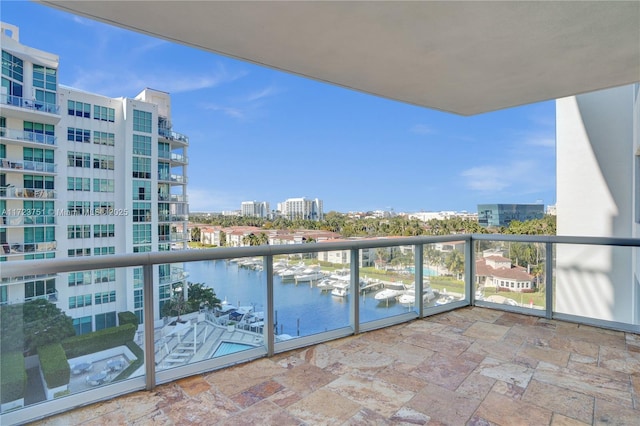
left=211, top=341, right=256, bottom=358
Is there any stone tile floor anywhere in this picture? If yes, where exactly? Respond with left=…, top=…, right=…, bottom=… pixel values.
left=31, top=307, right=639, bottom=425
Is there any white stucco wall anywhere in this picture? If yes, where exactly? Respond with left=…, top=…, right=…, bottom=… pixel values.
left=556, top=85, right=637, bottom=323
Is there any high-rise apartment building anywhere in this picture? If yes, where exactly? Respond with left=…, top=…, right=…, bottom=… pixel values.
left=0, top=22, right=189, bottom=332
left=477, top=203, right=545, bottom=228
left=241, top=200, right=269, bottom=218
left=277, top=197, right=323, bottom=221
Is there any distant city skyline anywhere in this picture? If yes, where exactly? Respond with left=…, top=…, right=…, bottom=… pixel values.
left=2, top=2, right=556, bottom=213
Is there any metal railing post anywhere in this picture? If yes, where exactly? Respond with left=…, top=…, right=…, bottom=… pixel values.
left=545, top=242, right=553, bottom=319
left=467, top=236, right=474, bottom=305
left=350, top=248, right=360, bottom=334
left=415, top=244, right=424, bottom=317
left=143, top=263, right=156, bottom=390
left=264, top=255, right=275, bottom=356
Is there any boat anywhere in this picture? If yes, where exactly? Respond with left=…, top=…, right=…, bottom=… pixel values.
left=331, top=282, right=349, bottom=297
left=316, top=279, right=336, bottom=291
left=398, top=286, right=436, bottom=305
left=374, top=282, right=407, bottom=302
left=435, top=294, right=456, bottom=306
left=294, top=266, right=325, bottom=282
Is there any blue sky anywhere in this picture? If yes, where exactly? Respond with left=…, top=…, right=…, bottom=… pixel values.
left=3, top=1, right=556, bottom=214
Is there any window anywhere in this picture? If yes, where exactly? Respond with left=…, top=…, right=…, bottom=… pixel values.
left=69, top=294, right=92, bottom=308
left=2, top=50, right=23, bottom=98
left=23, top=147, right=54, bottom=164
left=67, top=225, right=91, bottom=239
left=133, top=245, right=151, bottom=253
left=93, top=154, right=114, bottom=170
left=93, top=178, right=114, bottom=193
left=95, top=291, right=116, bottom=305
left=133, top=109, right=152, bottom=132
left=24, top=121, right=55, bottom=143
left=33, top=65, right=57, bottom=113
left=67, top=100, right=91, bottom=118
left=133, top=202, right=151, bottom=222
left=73, top=316, right=92, bottom=335
left=94, top=268, right=115, bottom=283
left=94, top=224, right=115, bottom=238
left=93, top=131, right=115, bottom=146
left=158, top=142, right=170, bottom=159
left=134, top=288, right=143, bottom=325
left=94, top=246, right=115, bottom=256
left=132, top=156, right=151, bottom=178
left=132, top=224, right=151, bottom=244
left=93, top=201, right=114, bottom=215
left=133, top=134, right=152, bottom=156
left=24, top=200, right=54, bottom=224
left=95, top=312, right=117, bottom=331
left=23, top=226, right=55, bottom=244
left=67, top=177, right=90, bottom=191
left=67, top=151, right=90, bottom=167
left=68, top=271, right=92, bottom=286
left=133, top=180, right=150, bottom=200
left=24, top=279, right=55, bottom=299
left=67, top=201, right=91, bottom=215
left=24, top=175, right=54, bottom=189
left=0, top=143, right=5, bottom=159
left=68, top=248, right=91, bottom=257
left=93, top=105, right=115, bottom=122
left=67, top=127, right=91, bottom=143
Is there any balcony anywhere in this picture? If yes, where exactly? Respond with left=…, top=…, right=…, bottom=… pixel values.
left=1, top=241, right=57, bottom=256
left=1, top=214, right=57, bottom=226
left=157, top=213, right=188, bottom=222
left=0, top=159, right=56, bottom=174
left=1, top=235, right=638, bottom=425
left=0, top=187, right=56, bottom=199
left=0, top=94, right=60, bottom=116
left=158, top=127, right=189, bottom=145
left=158, top=232, right=188, bottom=243
left=0, top=128, right=57, bottom=146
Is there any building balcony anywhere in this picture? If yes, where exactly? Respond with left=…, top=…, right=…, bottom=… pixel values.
left=1, top=235, right=638, bottom=425
left=0, top=159, right=56, bottom=174
left=158, top=127, right=189, bottom=145
left=1, top=214, right=57, bottom=226
left=0, top=273, right=57, bottom=286
left=0, top=127, right=57, bottom=146
left=159, top=268, right=189, bottom=285
left=1, top=240, right=57, bottom=256
left=157, top=213, right=188, bottom=222
left=0, top=94, right=60, bottom=120
left=0, top=187, right=56, bottom=199
left=158, top=232, right=188, bottom=243
left=158, top=173, right=187, bottom=184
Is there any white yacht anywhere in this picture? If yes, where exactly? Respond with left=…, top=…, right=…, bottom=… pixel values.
left=398, top=286, right=436, bottom=305
left=331, top=282, right=350, bottom=297
left=374, top=282, right=406, bottom=302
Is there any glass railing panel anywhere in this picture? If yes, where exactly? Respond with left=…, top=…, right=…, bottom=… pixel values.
left=421, top=242, right=468, bottom=310
left=273, top=252, right=350, bottom=338
left=473, top=240, right=547, bottom=311
left=360, top=246, right=418, bottom=322
left=0, top=265, right=144, bottom=413
left=0, top=128, right=57, bottom=145
left=555, top=243, right=636, bottom=325
left=157, top=258, right=266, bottom=371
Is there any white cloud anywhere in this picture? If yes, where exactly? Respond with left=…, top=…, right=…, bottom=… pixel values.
left=461, top=166, right=510, bottom=192
left=202, top=104, right=246, bottom=119
left=410, top=124, right=435, bottom=135
left=246, top=85, right=279, bottom=102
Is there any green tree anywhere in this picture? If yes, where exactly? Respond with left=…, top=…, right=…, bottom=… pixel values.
left=161, top=282, right=222, bottom=318
left=190, top=226, right=201, bottom=242
left=445, top=250, right=465, bottom=279
left=1, top=299, right=75, bottom=355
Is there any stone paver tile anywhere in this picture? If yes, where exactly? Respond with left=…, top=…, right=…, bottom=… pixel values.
left=175, top=374, right=211, bottom=396
left=407, top=383, right=481, bottom=425
left=631, top=373, right=640, bottom=409
left=204, top=357, right=285, bottom=395
left=463, top=321, right=510, bottom=341
left=465, top=339, right=521, bottom=362
left=494, top=312, right=540, bottom=327
left=31, top=398, right=120, bottom=425
left=339, top=348, right=396, bottom=371
left=598, top=344, right=640, bottom=375
left=594, top=398, right=640, bottom=425
left=389, top=406, right=431, bottom=424
left=269, top=388, right=303, bottom=408
left=342, top=407, right=393, bottom=425
left=549, top=335, right=600, bottom=359
left=405, top=332, right=474, bottom=356
left=376, top=362, right=430, bottom=393
left=518, top=342, right=571, bottom=367
left=476, top=357, right=534, bottom=388
left=376, top=340, right=435, bottom=365
left=82, top=410, right=127, bottom=426
left=299, top=343, right=347, bottom=369
left=506, top=322, right=557, bottom=343
left=534, top=362, right=633, bottom=408
left=626, top=333, right=640, bottom=353
left=326, top=371, right=415, bottom=417
left=566, top=359, right=632, bottom=384
left=274, top=362, right=337, bottom=395
left=491, top=380, right=526, bottom=400
left=116, top=391, right=164, bottom=423
left=411, top=352, right=479, bottom=391
left=287, top=388, right=361, bottom=426
left=163, top=388, right=239, bottom=423
left=153, top=382, right=187, bottom=409
left=454, top=307, right=504, bottom=323
left=230, top=379, right=284, bottom=408
left=218, top=399, right=302, bottom=426
left=455, top=371, right=496, bottom=400
left=129, top=410, right=174, bottom=426
left=523, top=379, right=594, bottom=424
left=474, top=391, right=552, bottom=426
left=362, top=326, right=407, bottom=345
left=555, top=323, right=626, bottom=350
left=550, top=413, right=591, bottom=426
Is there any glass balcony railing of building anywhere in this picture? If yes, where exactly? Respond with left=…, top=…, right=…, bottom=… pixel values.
left=1, top=240, right=57, bottom=255
left=170, top=153, right=188, bottom=164
left=0, top=187, right=56, bottom=199
left=1, top=234, right=638, bottom=425
left=157, top=213, right=188, bottom=222
left=0, top=159, right=56, bottom=173
left=0, top=94, right=60, bottom=115
left=0, top=127, right=57, bottom=145
left=158, top=127, right=189, bottom=145
left=1, top=214, right=57, bottom=226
